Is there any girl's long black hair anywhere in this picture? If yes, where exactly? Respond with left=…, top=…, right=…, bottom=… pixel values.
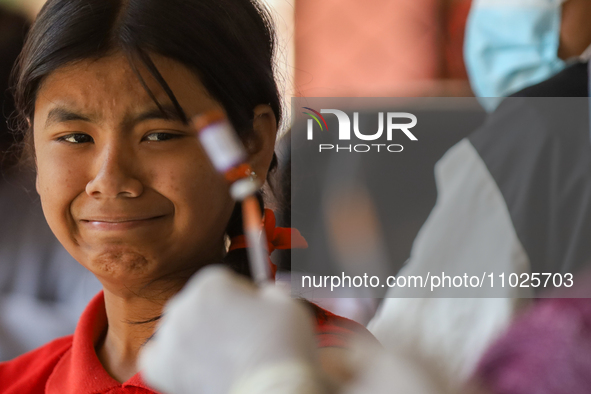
left=11, top=0, right=282, bottom=279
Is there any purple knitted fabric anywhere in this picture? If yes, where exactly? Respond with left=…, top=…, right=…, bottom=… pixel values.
left=476, top=298, right=591, bottom=394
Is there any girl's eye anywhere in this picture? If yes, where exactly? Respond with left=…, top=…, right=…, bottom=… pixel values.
left=144, top=132, right=180, bottom=142
left=58, top=133, right=93, bottom=144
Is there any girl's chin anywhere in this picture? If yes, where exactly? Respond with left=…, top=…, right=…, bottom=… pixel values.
left=85, top=249, right=152, bottom=278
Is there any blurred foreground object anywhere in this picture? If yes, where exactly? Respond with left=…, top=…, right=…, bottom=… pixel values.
left=370, top=63, right=591, bottom=391
left=369, top=138, right=530, bottom=391
left=140, top=265, right=451, bottom=394
left=140, top=265, right=328, bottom=394
left=475, top=276, right=591, bottom=394
left=341, top=338, right=449, bottom=394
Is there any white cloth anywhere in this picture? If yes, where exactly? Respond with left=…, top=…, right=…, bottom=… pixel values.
left=368, top=139, right=532, bottom=391
left=341, top=338, right=448, bottom=394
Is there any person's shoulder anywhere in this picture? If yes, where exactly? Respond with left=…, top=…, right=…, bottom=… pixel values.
left=511, top=61, right=588, bottom=98
left=309, top=303, right=379, bottom=348
left=470, top=62, right=590, bottom=155
left=0, top=335, right=73, bottom=393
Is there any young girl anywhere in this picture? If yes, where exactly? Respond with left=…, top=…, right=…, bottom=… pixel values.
left=0, top=0, right=373, bottom=392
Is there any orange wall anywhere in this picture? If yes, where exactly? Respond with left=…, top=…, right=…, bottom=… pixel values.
left=295, top=0, right=444, bottom=97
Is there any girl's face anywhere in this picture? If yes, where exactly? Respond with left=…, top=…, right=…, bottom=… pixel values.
left=33, top=53, right=237, bottom=290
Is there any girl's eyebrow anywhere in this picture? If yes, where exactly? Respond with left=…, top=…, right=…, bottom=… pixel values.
left=44, top=104, right=184, bottom=129
left=45, top=107, right=93, bottom=128
left=134, top=104, right=184, bottom=124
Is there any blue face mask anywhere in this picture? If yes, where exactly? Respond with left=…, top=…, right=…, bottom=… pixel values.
left=464, top=0, right=567, bottom=111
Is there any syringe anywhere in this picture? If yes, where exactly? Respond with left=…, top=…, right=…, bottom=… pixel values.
left=192, top=110, right=270, bottom=285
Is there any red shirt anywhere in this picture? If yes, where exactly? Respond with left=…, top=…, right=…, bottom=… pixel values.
left=0, top=292, right=374, bottom=393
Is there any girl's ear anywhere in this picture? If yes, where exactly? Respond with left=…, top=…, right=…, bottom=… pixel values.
left=247, top=104, right=277, bottom=180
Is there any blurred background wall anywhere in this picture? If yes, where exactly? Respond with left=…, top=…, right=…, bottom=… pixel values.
left=295, top=0, right=472, bottom=97
left=264, top=0, right=474, bottom=101
left=1, top=0, right=475, bottom=100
